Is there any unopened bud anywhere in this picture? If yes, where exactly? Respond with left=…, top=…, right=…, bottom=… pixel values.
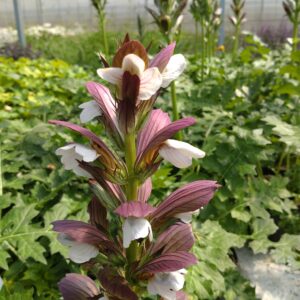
left=160, top=15, right=171, bottom=32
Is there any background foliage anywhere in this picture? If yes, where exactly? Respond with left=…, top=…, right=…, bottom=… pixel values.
left=0, top=31, right=299, bottom=299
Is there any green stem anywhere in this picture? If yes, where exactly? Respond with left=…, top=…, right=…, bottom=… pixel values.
left=124, top=132, right=139, bottom=264
left=100, top=13, right=109, bottom=57
left=170, top=81, right=182, bottom=140
left=124, top=133, right=138, bottom=200
left=286, top=153, right=291, bottom=172
left=0, top=142, right=2, bottom=196
left=233, top=24, right=240, bottom=58
left=292, top=15, right=299, bottom=52
left=256, top=161, right=264, bottom=178
left=195, top=21, right=199, bottom=57
left=276, top=150, right=287, bottom=175
left=200, top=19, right=205, bottom=81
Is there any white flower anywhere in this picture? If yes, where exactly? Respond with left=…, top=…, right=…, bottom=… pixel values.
left=159, top=139, right=205, bottom=168
left=55, top=143, right=98, bottom=177
left=147, top=269, right=187, bottom=300
left=0, top=276, right=3, bottom=290
left=97, top=54, right=162, bottom=100
left=235, top=86, right=249, bottom=98
left=122, top=217, right=153, bottom=248
left=215, top=8, right=222, bottom=16
left=161, top=54, right=186, bottom=88
left=58, top=233, right=98, bottom=264
left=175, top=209, right=200, bottom=223
left=79, top=100, right=102, bottom=123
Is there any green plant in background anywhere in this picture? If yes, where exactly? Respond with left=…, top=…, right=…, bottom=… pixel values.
left=137, top=14, right=145, bottom=42
left=0, top=57, right=93, bottom=298
left=91, top=0, right=109, bottom=57
left=172, top=37, right=300, bottom=298
left=147, top=0, right=188, bottom=139
left=283, top=0, right=300, bottom=51
left=190, top=0, right=222, bottom=80
left=229, top=0, right=247, bottom=57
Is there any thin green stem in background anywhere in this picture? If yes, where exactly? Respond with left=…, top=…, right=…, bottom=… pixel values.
left=0, top=143, right=2, bottom=196
left=276, top=149, right=287, bottom=175
left=195, top=21, right=199, bottom=57
left=292, top=12, right=299, bottom=51
left=99, top=13, right=109, bottom=57
left=233, top=24, right=241, bottom=58
left=200, top=19, right=205, bottom=81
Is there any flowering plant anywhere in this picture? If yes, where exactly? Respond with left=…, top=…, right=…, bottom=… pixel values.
left=50, top=36, right=219, bottom=300
left=229, top=0, right=246, bottom=56
left=282, top=0, right=300, bottom=51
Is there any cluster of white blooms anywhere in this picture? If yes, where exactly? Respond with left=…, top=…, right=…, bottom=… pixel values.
left=0, top=27, right=18, bottom=47
left=0, top=23, right=84, bottom=47
left=26, top=23, right=84, bottom=37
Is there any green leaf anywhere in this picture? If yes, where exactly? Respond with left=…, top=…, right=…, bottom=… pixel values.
left=0, top=246, right=10, bottom=270
left=186, top=221, right=245, bottom=298
left=270, top=234, right=300, bottom=269
left=0, top=205, right=49, bottom=265
left=250, top=218, right=278, bottom=253
left=263, top=115, right=300, bottom=154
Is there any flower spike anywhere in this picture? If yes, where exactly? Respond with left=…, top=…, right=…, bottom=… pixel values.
left=51, top=36, right=219, bottom=300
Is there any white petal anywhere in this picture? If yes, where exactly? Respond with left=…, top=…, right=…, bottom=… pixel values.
left=55, top=143, right=75, bottom=154
left=159, top=139, right=205, bottom=168
left=69, top=242, right=99, bottom=263
left=74, top=144, right=98, bottom=162
left=147, top=270, right=186, bottom=300
left=56, top=144, right=81, bottom=170
left=79, top=100, right=102, bottom=123
left=159, top=145, right=192, bottom=168
left=148, top=278, right=177, bottom=300
left=0, top=276, right=3, bottom=291
left=122, top=54, right=145, bottom=77
left=122, top=218, right=152, bottom=248
left=161, top=54, right=186, bottom=88
left=97, top=67, right=123, bottom=85
left=55, top=143, right=97, bottom=177
left=139, top=67, right=162, bottom=100
left=165, top=140, right=205, bottom=159
left=175, top=209, right=200, bottom=223
left=174, top=15, right=184, bottom=30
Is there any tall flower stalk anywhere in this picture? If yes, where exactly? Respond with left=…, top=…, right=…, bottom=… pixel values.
left=229, top=0, right=246, bottom=57
left=50, top=36, right=219, bottom=299
left=283, top=0, right=300, bottom=51
left=91, top=0, right=109, bottom=57
left=190, top=0, right=222, bottom=79
left=146, top=0, right=188, bottom=139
